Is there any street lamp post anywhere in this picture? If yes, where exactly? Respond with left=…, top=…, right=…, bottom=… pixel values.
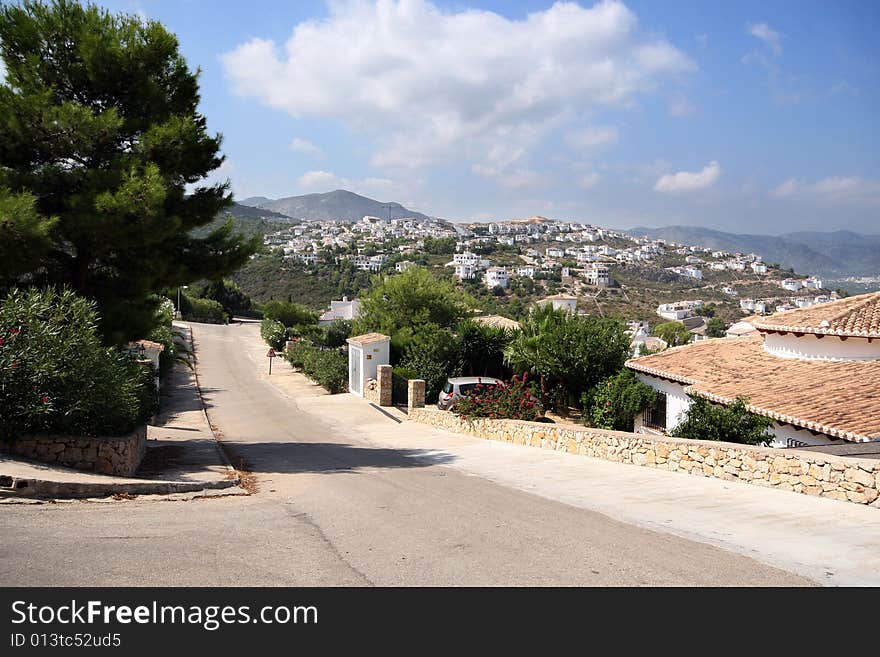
left=176, top=285, right=188, bottom=319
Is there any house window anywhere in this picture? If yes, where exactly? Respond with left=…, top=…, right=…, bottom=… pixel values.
left=642, top=393, right=667, bottom=431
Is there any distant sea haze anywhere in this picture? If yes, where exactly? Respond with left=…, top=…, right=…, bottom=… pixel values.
left=628, top=225, right=880, bottom=278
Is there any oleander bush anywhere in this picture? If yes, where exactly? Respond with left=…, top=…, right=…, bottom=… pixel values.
left=0, top=288, right=155, bottom=439
left=260, top=318, right=287, bottom=351
left=454, top=373, right=544, bottom=421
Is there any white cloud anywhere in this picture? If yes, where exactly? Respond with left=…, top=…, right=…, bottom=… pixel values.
left=296, top=170, right=340, bottom=191
left=747, top=22, right=781, bottom=55
left=0, top=56, right=6, bottom=83
left=577, top=172, right=601, bottom=189
left=472, top=163, right=549, bottom=190
left=654, top=161, right=720, bottom=193
left=222, top=0, right=693, bottom=173
left=770, top=176, right=880, bottom=204
left=289, top=137, right=323, bottom=157
left=566, top=125, right=619, bottom=150
left=770, top=178, right=799, bottom=197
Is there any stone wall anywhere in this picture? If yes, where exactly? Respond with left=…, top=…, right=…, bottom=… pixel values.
left=364, top=364, right=393, bottom=406
left=409, top=409, right=880, bottom=508
left=0, top=425, right=147, bottom=477
left=407, top=379, right=426, bottom=411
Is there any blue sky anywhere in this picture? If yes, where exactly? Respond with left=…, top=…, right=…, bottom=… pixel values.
left=95, top=0, right=878, bottom=233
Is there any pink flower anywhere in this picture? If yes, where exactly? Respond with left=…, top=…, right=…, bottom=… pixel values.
left=40, top=395, right=49, bottom=404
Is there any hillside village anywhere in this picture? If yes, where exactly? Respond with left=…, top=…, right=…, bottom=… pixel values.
left=251, top=209, right=839, bottom=341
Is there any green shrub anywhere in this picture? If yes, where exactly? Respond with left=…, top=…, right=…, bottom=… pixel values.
left=0, top=288, right=154, bottom=438
left=283, top=340, right=347, bottom=394
left=147, top=296, right=188, bottom=380
left=322, top=320, right=352, bottom=348
left=397, top=349, right=454, bottom=403
left=260, top=318, right=287, bottom=351
left=262, top=300, right=317, bottom=327
left=671, top=396, right=774, bottom=446
left=284, top=340, right=315, bottom=369
left=182, top=296, right=227, bottom=324
left=652, top=321, right=691, bottom=347
left=582, top=369, right=656, bottom=431
left=392, top=366, right=420, bottom=380
left=304, top=348, right=348, bottom=394
left=454, top=373, right=544, bottom=421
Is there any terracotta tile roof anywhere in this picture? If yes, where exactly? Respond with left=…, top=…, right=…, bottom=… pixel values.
left=626, top=335, right=880, bottom=443
left=754, top=291, right=880, bottom=338
left=537, top=294, right=578, bottom=302
left=473, top=315, right=520, bottom=330
left=346, top=332, right=389, bottom=345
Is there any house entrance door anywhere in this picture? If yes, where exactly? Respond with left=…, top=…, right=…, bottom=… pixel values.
left=349, top=346, right=362, bottom=396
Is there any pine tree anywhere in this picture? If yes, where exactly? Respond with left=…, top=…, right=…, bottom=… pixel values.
left=0, top=0, right=258, bottom=343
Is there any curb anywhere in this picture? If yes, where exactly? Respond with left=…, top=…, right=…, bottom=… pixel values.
left=0, top=474, right=239, bottom=500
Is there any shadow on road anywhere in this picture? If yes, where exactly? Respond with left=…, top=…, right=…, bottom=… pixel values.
left=220, top=441, right=456, bottom=475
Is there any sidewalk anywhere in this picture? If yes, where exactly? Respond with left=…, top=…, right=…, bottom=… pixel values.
left=0, top=326, right=242, bottom=501
left=234, top=324, right=880, bottom=586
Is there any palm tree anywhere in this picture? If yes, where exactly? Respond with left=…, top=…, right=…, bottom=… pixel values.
left=503, top=304, right=565, bottom=407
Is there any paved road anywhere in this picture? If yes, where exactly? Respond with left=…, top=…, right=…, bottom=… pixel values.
left=1, top=322, right=811, bottom=585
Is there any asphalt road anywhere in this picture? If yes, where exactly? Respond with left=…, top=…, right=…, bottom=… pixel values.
left=0, top=323, right=811, bottom=586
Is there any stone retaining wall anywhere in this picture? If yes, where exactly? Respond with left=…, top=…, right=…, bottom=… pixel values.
left=364, top=364, right=393, bottom=406
left=0, top=425, right=147, bottom=477
left=409, top=409, right=880, bottom=508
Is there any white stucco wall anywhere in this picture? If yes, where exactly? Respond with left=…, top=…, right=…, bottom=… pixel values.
left=763, top=333, right=879, bottom=361
left=767, top=422, right=838, bottom=448
left=633, top=374, right=692, bottom=432
left=634, top=372, right=840, bottom=448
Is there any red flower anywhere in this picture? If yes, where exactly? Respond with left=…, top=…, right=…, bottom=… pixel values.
left=0, top=338, right=4, bottom=346
left=40, top=395, right=49, bottom=403
left=11, top=361, right=18, bottom=369
left=9, top=328, right=18, bottom=335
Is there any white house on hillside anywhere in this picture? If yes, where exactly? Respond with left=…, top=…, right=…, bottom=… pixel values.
left=535, top=294, right=578, bottom=314
left=319, top=297, right=361, bottom=325
left=627, top=292, right=880, bottom=448
left=583, top=262, right=610, bottom=288
left=485, top=267, right=509, bottom=289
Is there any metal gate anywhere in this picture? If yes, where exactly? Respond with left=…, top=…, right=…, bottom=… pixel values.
left=392, top=372, right=408, bottom=406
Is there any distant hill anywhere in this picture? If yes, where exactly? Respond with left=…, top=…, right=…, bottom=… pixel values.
left=224, top=202, right=293, bottom=222
left=239, top=189, right=431, bottom=222
left=628, top=225, right=880, bottom=277
left=238, top=196, right=273, bottom=208
left=192, top=202, right=296, bottom=239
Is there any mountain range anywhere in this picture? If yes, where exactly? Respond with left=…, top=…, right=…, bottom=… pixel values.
left=238, top=189, right=431, bottom=223
left=629, top=225, right=880, bottom=278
